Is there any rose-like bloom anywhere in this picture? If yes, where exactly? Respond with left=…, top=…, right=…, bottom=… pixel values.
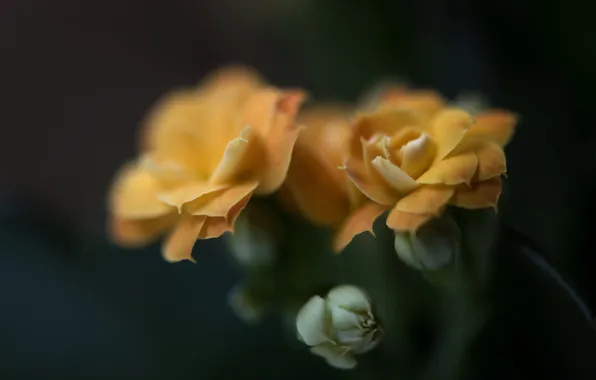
left=108, top=66, right=306, bottom=262
left=342, top=87, right=516, bottom=237
left=280, top=106, right=387, bottom=252
left=296, top=285, right=382, bottom=370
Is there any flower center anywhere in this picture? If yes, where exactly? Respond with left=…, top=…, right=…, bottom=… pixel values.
left=360, top=314, right=377, bottom=331
left=392, top=130, right=436, bottom=179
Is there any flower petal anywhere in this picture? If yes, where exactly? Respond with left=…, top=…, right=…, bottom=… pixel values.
left=371, top=157, right=419, bottom=195
left=188, top=180, right=258, bottom=218
left=296, top=295, right=330, bottom=346
left=394, top=186, right=455, bottom=215
left=470, top=110, right=517, bottom=146
left=343, top=158, right=398, bottom=205
left=326, top=285, right=371, bottom=313
left=109, top=215, right=176, bottom=247
left=416, top=152, right=478, bottom=185
left=200, top=65, right=263, bottom=95
left=284, top=148, right=351, bottom=227
left=243, top=89, right=307, bottom=194
left=310, top=344, right=357, bottom=370
left=384, top=89, right=446, bottom=121
left=333, top=203, right=388, bottom=253
left=330, top=305, right=361, bottom=331
left=157, top=182, right=229, bottom=213
left=431, top=109, right=473, bottom=161
left=386, top=209, right=435, bottom=232
left=109, top=164, right=172, bottom=219
left=142, top=90, right=232, bottom=176
left=350, top=107, right=422, bottom=158
left=209, top=126, right=252, bottom=185
left=399, top=133, right=437, bottom=179
left=197, top=190, right=253, bottom=239
left=162, top=215, right=207, bottom=263
left=450, top=176, right=502, bottom=209
left=475, top=142, right=507, bottom=180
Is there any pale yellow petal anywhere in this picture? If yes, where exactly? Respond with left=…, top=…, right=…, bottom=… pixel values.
left=361, top=135, right=386, bottom=174
left=209, top=126, right=252, bottom=185
left=333, top=203, right=388, bottom=253
left=162, top=215, right=207, bottom=262
left=109, top=163, right=172, bottom=219
left=431, top=109, right=473, bottom=161
left=394, top=186, right=454, bottom=214
left=399, top=133, right=437, bottom=179
left=470, top=110, right=517, bottom=146
left=450, top=177, right=502, bottom=209
left=344, top=158, right=399, bottom=206
left=371, top=157, right=419, bottom=195
left=417, top=152, right=478, bottom=185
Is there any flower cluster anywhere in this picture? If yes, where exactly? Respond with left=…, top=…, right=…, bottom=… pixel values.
left=107, top=65, right=516, bottom=260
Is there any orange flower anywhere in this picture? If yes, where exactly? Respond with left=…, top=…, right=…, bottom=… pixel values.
left=343, top=87, right=516, bottom=237
left=108, top=66, right=306, bottom=262
left=281, top=106, right=387, bottom=252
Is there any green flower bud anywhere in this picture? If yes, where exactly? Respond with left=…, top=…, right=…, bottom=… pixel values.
left=394, top=214, right=460, bottom=271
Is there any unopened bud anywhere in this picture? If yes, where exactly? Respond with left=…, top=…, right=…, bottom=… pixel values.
left=227, top=284, right=265, bottom=325
left=394, top=214, right=460, bottom=270
left=296, top=285, right=382, bottom=370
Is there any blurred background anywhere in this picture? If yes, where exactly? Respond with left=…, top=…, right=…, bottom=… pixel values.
left=2, top=0, right=596, bottom=378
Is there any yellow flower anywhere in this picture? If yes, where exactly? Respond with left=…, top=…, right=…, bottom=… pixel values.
left=343, top=87, right=516, bottom=235
left=280, top=105, right=387, bottom=252
left=108, top=66, right=306, bottom=262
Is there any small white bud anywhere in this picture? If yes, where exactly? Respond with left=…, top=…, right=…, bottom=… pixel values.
left=295, top=285, right=382, bottom=370
left=394, top=214, right=460, bottom=270
left=227, top=210, right=276, bottom=267
left=227, top=284, right=264, bottom=325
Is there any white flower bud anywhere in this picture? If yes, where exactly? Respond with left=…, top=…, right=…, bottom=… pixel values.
left=227, top=210, right=276, bottom=267
left=227, top=284, right=264, bottom=325
left=394, top=214, right=460, bottom=270
left=295, top=285, right=382, bottom=370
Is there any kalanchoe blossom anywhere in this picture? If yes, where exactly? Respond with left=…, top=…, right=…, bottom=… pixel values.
left=280, top=106, right=386, bottom=253
left=296, top=285, right=382, bottom=370
left=338, top=87, right=516, bottom=245
left=107, top=66, right=306, bottom=262
left=394, top=213, right=461, bottom=270
left=279, top=86, right=516, bottom=253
